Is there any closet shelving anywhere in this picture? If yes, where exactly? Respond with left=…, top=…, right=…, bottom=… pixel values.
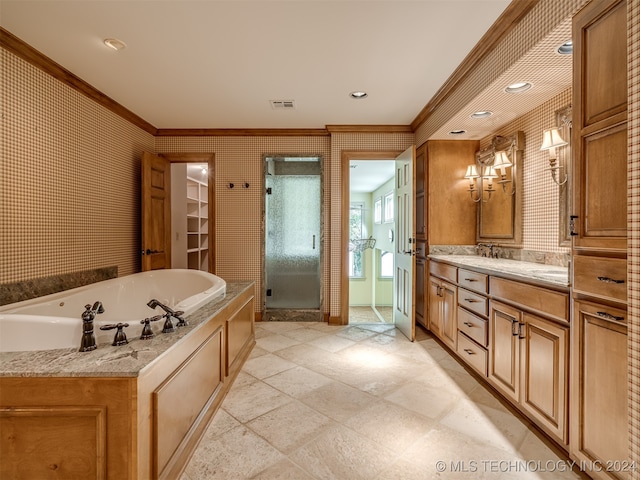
left=186, top=175, right=209, bottom=270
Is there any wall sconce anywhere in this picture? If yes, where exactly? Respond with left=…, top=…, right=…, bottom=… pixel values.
left=540, top=127, right=569, bottom=185
left=492, top=150, right=515, bottom=195
left=465, top=164, right=481, bottom=202
left=482, top=166, right=498, bottom=201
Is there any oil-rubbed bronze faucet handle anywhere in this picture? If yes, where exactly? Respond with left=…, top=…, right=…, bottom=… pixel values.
left=100, top=323, right=130, bottom=346
left=139, top=315, right=162, bottom=339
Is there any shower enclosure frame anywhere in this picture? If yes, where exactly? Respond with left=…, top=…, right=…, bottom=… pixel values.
left=261, top=154, right=324, bottom=320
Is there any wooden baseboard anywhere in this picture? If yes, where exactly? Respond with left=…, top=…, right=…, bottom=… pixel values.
left=254, top=311, right=262, bottom=322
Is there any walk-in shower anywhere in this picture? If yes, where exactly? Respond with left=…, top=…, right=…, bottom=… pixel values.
left=264, top=156, right=322, bottom=321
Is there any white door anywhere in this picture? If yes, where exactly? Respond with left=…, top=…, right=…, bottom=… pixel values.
left=393, top=146, right=416, bottom=341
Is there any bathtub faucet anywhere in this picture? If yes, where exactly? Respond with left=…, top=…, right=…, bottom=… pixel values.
left=147, top=299, right=188, bottom=332
left=79, top=301, right=104, bottom=352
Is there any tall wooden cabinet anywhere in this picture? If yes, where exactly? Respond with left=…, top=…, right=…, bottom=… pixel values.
left=570, top=0, right=628, bottom=477
left=416, top=140, right=478, bottom=332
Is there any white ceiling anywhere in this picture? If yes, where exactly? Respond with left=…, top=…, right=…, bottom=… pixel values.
left=0, top=0, right=511, bottom=129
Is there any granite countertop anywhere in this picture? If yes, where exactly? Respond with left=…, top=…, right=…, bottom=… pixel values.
left=428, top=255, right=569, bottom=288
left=0, top=281, right=254, bottom=378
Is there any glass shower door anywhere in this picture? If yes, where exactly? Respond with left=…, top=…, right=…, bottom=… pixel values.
left=265, top=157, right=321, bottom=309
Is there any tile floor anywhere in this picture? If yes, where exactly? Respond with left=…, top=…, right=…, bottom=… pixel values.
left=348, top=306, right=392, bottom=324
left=181, top=322, right=582, bottom=480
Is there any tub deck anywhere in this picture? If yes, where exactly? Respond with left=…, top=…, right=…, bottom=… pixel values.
left=0, top=281, right=255, bottom=480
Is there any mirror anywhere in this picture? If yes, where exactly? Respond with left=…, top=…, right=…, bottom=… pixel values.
left=556, top=105, right=572, bottom=247
left=476, top=131, right=525, bottom=245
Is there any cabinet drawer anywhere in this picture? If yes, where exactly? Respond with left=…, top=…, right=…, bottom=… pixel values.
left=457, top=332, right=487, bottom=377
left=458, top=307, right=488, bottom=346
left=458, top=269, right=488, bottom=294
left=490, top=277, right=568, bottom=323
left=429, top=261, right=457, bottom=283
left=458, top=288, right=488, bottom=317
left=573, top=255, right=627, bottom=304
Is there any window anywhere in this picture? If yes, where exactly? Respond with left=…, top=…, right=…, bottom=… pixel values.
left=379, top=251, right=394, bottom=278
left=384, top=192, right=394, bottom=222
left=349, top=203, right=365, bottom=278
left=374, top=198, right=382, bottom=224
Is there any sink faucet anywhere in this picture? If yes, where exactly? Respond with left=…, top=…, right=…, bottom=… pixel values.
left=79, top=301, right=104, bottom=352
left=147, top=299, right=188, bottom=332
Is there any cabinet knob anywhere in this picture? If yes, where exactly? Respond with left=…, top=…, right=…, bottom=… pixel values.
left=463, top=321, right=474, bottom=327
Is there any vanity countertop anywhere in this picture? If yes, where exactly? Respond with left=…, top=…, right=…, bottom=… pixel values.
left=0, top=281, right=254, bottom=378
left=428, top=255, right=569, bottom=289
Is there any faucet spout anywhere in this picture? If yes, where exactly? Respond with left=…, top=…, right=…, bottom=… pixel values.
left=147, top=299, right=188, bottom=329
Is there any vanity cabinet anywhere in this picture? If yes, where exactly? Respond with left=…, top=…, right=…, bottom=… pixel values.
left=570, top=0, right=629, bottom=476
left=572, top=0, right=627, bottom=254
left=456, top=268, right=489, bottom=376
left=488, top=300, right=569, bottom=444
left=428, top=261, right=457, bottom=350
left=415, top=240, right=427, bottom=328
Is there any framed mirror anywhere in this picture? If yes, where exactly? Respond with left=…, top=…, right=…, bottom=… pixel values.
left=556, top=105, right=572, bottom=247
left=476, top=131, right=525, bottom=245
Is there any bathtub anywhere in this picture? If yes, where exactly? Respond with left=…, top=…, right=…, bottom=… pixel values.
left=0, top=269, right=226, bottom=353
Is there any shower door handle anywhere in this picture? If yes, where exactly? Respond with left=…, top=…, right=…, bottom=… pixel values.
left=312, top=235, right=316, bottom=250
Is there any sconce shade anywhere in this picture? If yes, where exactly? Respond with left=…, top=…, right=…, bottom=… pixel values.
left=492, top=151, right=512, bottom=172
left=483, top=166, right=498, bottom=179
left=464, top=165, right=479, bottom=179
left=540, top=128, right=568, bottom=151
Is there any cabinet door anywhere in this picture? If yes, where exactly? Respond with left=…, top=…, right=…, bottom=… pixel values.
left=488, top=301, right=520, bottom=403
left=572, top=0, right=627, bottom=253
left=428, top=277, right=442, bottom=337
left=415, top=258, right=426, bottom=328
left=520, top=313, right=568, bottom=444
left=571, top=300, right=628, bottom=479
left=440, top=280, right=457, bottom=351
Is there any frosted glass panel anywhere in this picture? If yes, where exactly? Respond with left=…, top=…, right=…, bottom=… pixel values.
left=266, top=170, right=321, bottom=309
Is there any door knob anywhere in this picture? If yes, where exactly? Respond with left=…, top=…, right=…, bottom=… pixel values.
left=144, top=249, right=160, bottom=255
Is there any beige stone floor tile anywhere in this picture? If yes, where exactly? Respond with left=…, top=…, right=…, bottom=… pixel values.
left=247, top=400, right=333, bottom=454
left=201, top=408, right=242, bottom=441
left=248, top=345, right=270, bottom=358
left=357, top=323, right=397, bottom=334
left=230, top=371, right=260, bottom=390
left=250, top=458, right=316, bottom=480
left=336, top=325, right=380, bottom=341
left=358, top=331, right=410, bottom=353
left=223, top=381, right=292, bottom=423
left=330, top=365, right=411, bottom=397
left=298, top=380, right=381, bottom=423
left=465, top=382, right=511, bottom=411
left=184, top=425, right=284, bottom=480
left=345, top=401, right=434, bottom=454
left=273, top=343, right=336, bottom=367
left=375, top=457, right=439, bottom=480
left=513, top=431, right=581, bottom=480
left=262, top=365, right=333, bottom=398
left=412, top=363, right=482, bottom=396
left=306, top=333, right=356, bottom=353
left=279, top=326, right=330, bottom=342
left=306, top=322, right=349, bottom=333
left=384, top=381, right=459, bottom=420
left=288, top=424, right=397, bottom=480
left=256, top=322, right=305, bottom=333
left=242, top=353, right=297, bottom=380
left=255, top=333, right=301, bottom=353
left=439, top=398, right=530, bottom=455
left=400, top=424, right=524, bottom=479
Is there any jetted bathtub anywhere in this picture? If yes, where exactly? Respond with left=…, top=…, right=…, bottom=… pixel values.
left=0, top=269, right=226, bottom=352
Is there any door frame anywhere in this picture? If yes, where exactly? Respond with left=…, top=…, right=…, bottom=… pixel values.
left=340, top=150, right=403, bottom=325
left=157, top=152, right=216, bottom=273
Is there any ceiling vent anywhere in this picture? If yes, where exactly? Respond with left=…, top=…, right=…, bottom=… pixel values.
left=270, top=100, right=295, bottom=110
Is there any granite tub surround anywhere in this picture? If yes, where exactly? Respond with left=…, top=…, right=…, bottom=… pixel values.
left=0, top=266, right=118, bottom=306
left=0, top=281, right=253, bottom=377
left=428, top=254, right=569, bottom=288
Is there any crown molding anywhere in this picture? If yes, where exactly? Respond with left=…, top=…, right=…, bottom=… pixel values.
left=410, top=0, right=540, bottom=131
left=326, top=125, right=413, bottom=134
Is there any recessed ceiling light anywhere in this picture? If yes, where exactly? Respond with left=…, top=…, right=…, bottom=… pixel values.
left=449, top=129, right=466, bottom=135
left=505, top=82, right=532, bottom=94
left=470, top=111, right=493, bottom=119
left=104, top=38, right=127, bottom=51
left=557, top=41, right=573, bottom=55
left=350, top=91, right=368, bottom=99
